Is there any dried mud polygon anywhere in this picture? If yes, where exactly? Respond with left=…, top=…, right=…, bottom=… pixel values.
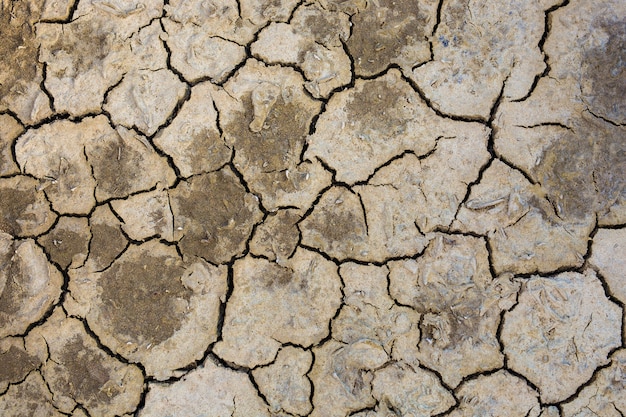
left=0, top=0, right=624, bottom=414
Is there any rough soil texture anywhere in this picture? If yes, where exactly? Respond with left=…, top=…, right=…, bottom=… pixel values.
left=0, top=0, right=624, bottom=415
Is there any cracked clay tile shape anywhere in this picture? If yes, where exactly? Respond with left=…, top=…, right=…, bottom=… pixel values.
left=561, top=349, right=626, bottom=417
left=0, top=175, right=57, bottom=237
left=214, top=58, right=331, bottom=211
left=69, top=240, right=228, bottom=380
left=30, top=309, right=144, bottom=416
left=448, top=370, right=541, bottom=417
left=36, top=1, right=166, bottom=117
left=305, top=68, right=490, bottom=184
left=0, top=235, right=63, bottom=338
left=388, top=234, right=513, bottom=387
left=0, top=372, right=64, bottom=417
left=0, top=114, right=22, bottom=176
left=153, top=81, right=232, bottom=178
left=214, top=248, right=342, bottom=368
left=169, top=166, right=263, bottom=264
left=501, top=269, right=622, bottom=403
left=104, top=68, right=187, bottom=136
left=140, top=357, right=270, bottom=416
left=0, top=0, right=53, bottom=125
left=411, top=0, right=560, bottom=119
left=252, top=346, right=313, bottom=415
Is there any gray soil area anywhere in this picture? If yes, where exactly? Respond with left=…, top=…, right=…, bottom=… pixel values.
left=0, top=0, right=624, bottom=416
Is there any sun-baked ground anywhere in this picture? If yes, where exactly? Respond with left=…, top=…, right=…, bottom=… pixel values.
left=0, top=0, right=624, bottom=416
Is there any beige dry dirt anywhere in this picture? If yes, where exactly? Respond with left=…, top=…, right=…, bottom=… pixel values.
left=0, top=0, right=625, bottom=416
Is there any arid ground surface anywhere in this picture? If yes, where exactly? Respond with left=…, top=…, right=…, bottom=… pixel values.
left=0, top=0, right=625, bottom=415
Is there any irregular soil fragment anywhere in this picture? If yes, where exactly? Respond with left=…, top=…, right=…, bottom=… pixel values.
left=366, top=363, right=456, bottom=416
left=16, top=116, right=176, bottom=211
left=0, top=176, right=57, bottom=237
left=333, top=263, right=421, bottom=368
left=110, top=189, right=174, bottom=241
left=214, top=59, right=330, bottom=211
left=0, top=235, right=63, bottom=338
left=388, top=234, right=517, bottom=387
left=140, top=357, right=269, bottom=416
left=0, top=372, right=63, bottom=417
left=251, top=2, right=352, bottom=98
left=169, top=166, right=263, bottom=264
left=69, top=241, right=228, bottom=380
left=154, top=82, right=231, bottom=178
left=0, top=338, right=41, bottom=393
left=30, top=309, right=144, bottom=416
left=0, top=114, right=22, bottom=176
left=589, top=228, right=626, bottom=303
left=38, top=216, right=90, bottom=270
left=448, top=370, right=541, bottom=417
left=299, top=186, right=368, bottom=261
left=454, top=159, right=595, bottom=274
left=37, top=1, right=165, bottom=116
left=561, top=349, right=626, bottom=417
left=252, top=346, right=313, bottom=415
left=0, top=0, right=52, bottom=124
left=347, top=0, right=437, bottom=77
left=84, top=204, right=128, bottom=271
left=412, top=0, right=559, bottom=119
left=501, top=270, right=622, bottom=403
left=309, top=339, right=383, bottom=417
left=104, top=69, right=188, bottom=136
left=214, top=248, right=342, bottom=368
left=162, top=19, right=246, bottom=83
left=305, top=69, right=490, bottom=184
left=250, top=208, right=301, bottom=262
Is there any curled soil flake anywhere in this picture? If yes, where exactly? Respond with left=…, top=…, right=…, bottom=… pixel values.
left=501, top=269, right=622, bottom=403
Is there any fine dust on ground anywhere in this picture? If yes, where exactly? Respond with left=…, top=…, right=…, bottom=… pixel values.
left=0, top=0, right=624, bottom=416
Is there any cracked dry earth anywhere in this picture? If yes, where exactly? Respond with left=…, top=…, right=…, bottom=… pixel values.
left=0, top=0, right=625, bottom=416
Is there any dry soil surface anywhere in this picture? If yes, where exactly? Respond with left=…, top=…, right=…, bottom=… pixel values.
left=0, top=0, right=625, bottom=416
